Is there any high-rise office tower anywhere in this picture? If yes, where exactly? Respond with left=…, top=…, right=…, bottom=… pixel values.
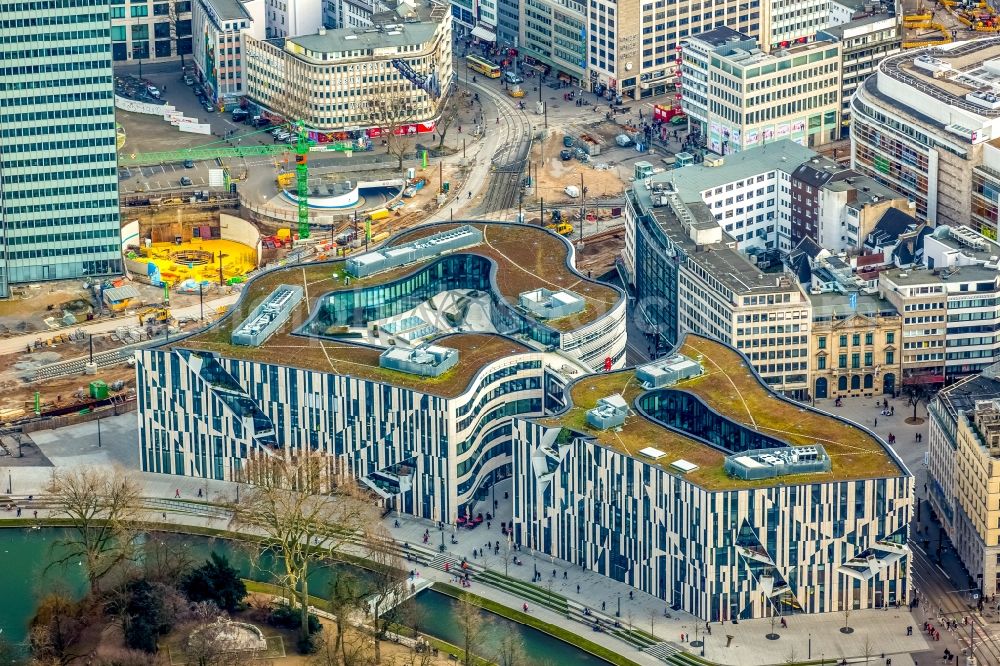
left=0, top=0, right=123, bottom=296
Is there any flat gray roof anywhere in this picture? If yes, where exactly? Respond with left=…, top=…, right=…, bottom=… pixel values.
left=202, top=0, right=251, bottom=21
left=668, top=140, right=817, bottom=203
left=629, top=187, right=797, bottom=296
left=290, top=22, right=438, bottom=53
left=808, top=291, right=898, bottom=319
left=882, top=263, right=1000, bottom=285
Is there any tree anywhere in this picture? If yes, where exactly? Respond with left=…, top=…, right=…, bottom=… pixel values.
left=326, top=569, right=367, bottom=665
left=367, top=93, right=418, bottom=171
left=495, top=624, right=526, bottom=666
left=841, top=602, right=853, bottom=634
left=46, top=467, right=145, bottom=594
left=436, top=94, right=461, bottom=149
left=230, top=453, right=374, bottom=653
left=861, top=634, right=875, bottom=665
left=365, top=526, right=409, bottom=665
left=906, top=384, right=932, bottom=423
left=29, top=593, right=88, bottom=666
left=181, top=552, right=248, bottom=612
left=784, top=646, right=798, bottom=664
left=455, top=593, right=488, bottom=666
left=166, top=3, right=192, bottom=69
left=111, top=579, right=174, bottom=653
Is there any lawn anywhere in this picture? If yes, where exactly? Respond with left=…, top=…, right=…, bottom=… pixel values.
left=540, top=334, right=901, bottom=490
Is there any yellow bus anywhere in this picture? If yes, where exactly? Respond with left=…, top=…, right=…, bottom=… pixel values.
left=466, top=55, right=501, bottom=78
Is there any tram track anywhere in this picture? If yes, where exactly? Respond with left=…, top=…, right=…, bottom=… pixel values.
left=469, top=81, right=533, bottom=219
left=911, top=543, right=1000, bottom=664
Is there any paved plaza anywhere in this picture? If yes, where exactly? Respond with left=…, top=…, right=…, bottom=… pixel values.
left=0, top=397, right=939, bottom=665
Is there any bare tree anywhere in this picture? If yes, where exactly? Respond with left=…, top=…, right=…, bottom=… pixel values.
left=861, top=634, right=875, bottom=665
left=230, top=453, right=374, bottom=652
left=455, top=593, right=488, bottom=666
left=648, top=607, right=657, bottom=638
left=436, top=94, right=461, bottom=149
left=368, top=93, right=418, bottom=171
left=327, top=569, right=366, bottom=665
left=784, top=646, right=798, bottom=664
left=841, top=602, right=853, bottom=634
left=46, top=466, right=145, bottom=593
left=366, top=526, right=409, bottom=665
left=166, top=3, right=191, bottom=69
left=495, top=623, right=526, bottom=666
left=29, top=592, right=89, bottom=666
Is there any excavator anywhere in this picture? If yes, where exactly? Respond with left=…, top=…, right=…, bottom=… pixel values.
left=137, top=307, right=172, bottom=326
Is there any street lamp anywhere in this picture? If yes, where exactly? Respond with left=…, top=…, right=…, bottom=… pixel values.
left=439, top=530, right=446, bottom=552
left=96, top=416, right=102, bottom=448
left=616, top=593, right=621, bottom=617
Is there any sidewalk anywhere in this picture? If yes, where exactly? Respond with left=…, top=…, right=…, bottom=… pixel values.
left=1, top=413, right=934, bottom=666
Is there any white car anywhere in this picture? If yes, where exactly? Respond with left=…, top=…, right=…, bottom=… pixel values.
left=146, top=85, right=160, bottom=98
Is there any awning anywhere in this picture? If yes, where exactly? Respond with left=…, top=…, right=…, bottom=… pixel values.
left=471, top=25, right=496, bottom=42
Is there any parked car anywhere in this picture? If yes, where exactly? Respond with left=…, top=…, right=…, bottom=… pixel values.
left=560, top=148, right=574, bottom=161
left=146, top=85, right=160, bottom=98
left=183, top=160, right=195, bottom=168
left=232, top=109, right=248, bottom=121
left=183, top=75, right=195, bottom=86
left=179, top=176, right=193, bottom=186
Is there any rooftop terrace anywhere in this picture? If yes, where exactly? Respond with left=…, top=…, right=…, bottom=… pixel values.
left=543, top=334, right=902, bottom=490
left=166, top=222, right=620, bottom=396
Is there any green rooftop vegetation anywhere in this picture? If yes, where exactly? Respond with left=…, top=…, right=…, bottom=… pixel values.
left=543, top=334, right=901, bottom=490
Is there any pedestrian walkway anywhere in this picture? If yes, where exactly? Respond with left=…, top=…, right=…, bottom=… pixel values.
left=0, top=413, right=935, bottom=666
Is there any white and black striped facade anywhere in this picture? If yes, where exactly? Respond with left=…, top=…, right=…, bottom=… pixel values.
left=511, top=410, right=913, bottom=621
left=137, top=344, right=575, bottom=522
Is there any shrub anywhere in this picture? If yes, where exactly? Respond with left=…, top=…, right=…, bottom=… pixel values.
left=180, top=552, right=247, bottom=613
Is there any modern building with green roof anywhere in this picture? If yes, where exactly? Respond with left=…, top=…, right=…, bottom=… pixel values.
left=512, top=333, right=913, bottom=621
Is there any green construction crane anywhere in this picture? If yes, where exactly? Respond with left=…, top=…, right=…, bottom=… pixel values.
left=119, top=121, right=314, bottom=239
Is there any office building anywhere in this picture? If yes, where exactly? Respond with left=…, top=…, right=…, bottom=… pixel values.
left=137, top=223, right=627, bottom=522
left=851, top=38, right=1000, bottom=226
left=513, top=334, right=912, bottom=620
left=681, top=27, right=842, bottom=153
left=624, top=167, right=811, bottom=396
left=111, top=0, right=194, bottom=64
left=759, top=0, right=830, bottom=48
left=518, top=0, right=587, bottom=89
left=634, top=140, right=817, bottom=252
left=807, top=291, right=901, bottom=399
left=817, top=12, right=901, bottom=137
left=927, top=367, right=1000, bottom=595
left=244, top=0, right=452, bottom=132
left=191, top=0, right=266, bottom=104
left=879, top=225, right=1000, bottom=385
left=264, top=0, right=322, bottom=37
left=0, top=0, right=124, bottom=296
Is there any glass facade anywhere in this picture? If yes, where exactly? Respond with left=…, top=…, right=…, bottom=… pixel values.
left=972, top=166, right=1000, bottom=240
left=631, top=193, right=682, bottom=348
left=303, top=254, right=563, bottom=348
left=0, top=0, right=123, bottom=295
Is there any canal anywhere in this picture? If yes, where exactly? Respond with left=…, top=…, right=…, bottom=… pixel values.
left=0, top=528, right=610, bottom=665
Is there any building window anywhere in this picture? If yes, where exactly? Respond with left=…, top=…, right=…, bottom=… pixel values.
left=865, top=332, right=873, bottom=345
left=131, top=4, right=149, bottom=16
left=818, top=336, right=826, bottom=349
left=839, top=354, right=847, bottom=369
left=851, top=353, right=860, bottom=369
left=839, top=334, right=848, bottom=347
left=864, top=352, right=873, bottom=366
left=818, top=356, right=826, bottom=370
left=852, top=333, right=861, bottom=346
left=886, top=351, right=895, bottom=365
left=886, top=331, right=895, bottom=344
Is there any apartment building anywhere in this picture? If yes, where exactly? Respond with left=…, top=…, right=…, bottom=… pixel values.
left=625, top=172, right=811, bottom=396
left=808, top=291, right=901, bottom=399
left=191, top=0, right=265, bottom=104
left=0, top=0, right=123, bottom=295
left=928, top=369, right=1000, bottom=595
left=681, top=28, right=842, bottom=153
left=513, top=334, right=912, bottom=620
left=110, top=0, right=193, bottom=64
left=760, top=0, right=830, bottom=48
left=817, top=12, right=901, bottom=137
left=790, top=154, right=910, bottom=250
left=851, top=39, right=1000, bottom=225
left=244, top=0, right=452, bottom=132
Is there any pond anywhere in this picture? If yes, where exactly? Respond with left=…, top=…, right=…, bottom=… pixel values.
left=0, top=528, right=611, bottom=665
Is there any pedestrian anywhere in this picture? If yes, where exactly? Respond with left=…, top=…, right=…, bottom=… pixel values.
left=523, top=603, right=529, bottom=612
left=629, top=590, right=633, bottom=600
left=198, top=488, right=203, bottom=498
left=875, top=417, right=878, bottom=427
left=16, top=506, right=21, bottom=517
left=175, top=488, right=180, bottom=498
left=602, top=601, right=606, bottom=611
left=487, top=521, right=491, bottom=529
left=577, top=584, right=580, bottom=594
left=564, top=571, right=568, bottom=579
left=33, top=510, right=37, bottom=519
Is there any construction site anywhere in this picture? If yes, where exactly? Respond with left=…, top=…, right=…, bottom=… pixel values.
left=902, top=0, right=1000, bottom=47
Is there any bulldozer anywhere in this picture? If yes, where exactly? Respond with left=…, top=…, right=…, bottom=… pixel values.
left=137, top=307, right=172, bottom=326
left=546, top=222, right=574, bottom=236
